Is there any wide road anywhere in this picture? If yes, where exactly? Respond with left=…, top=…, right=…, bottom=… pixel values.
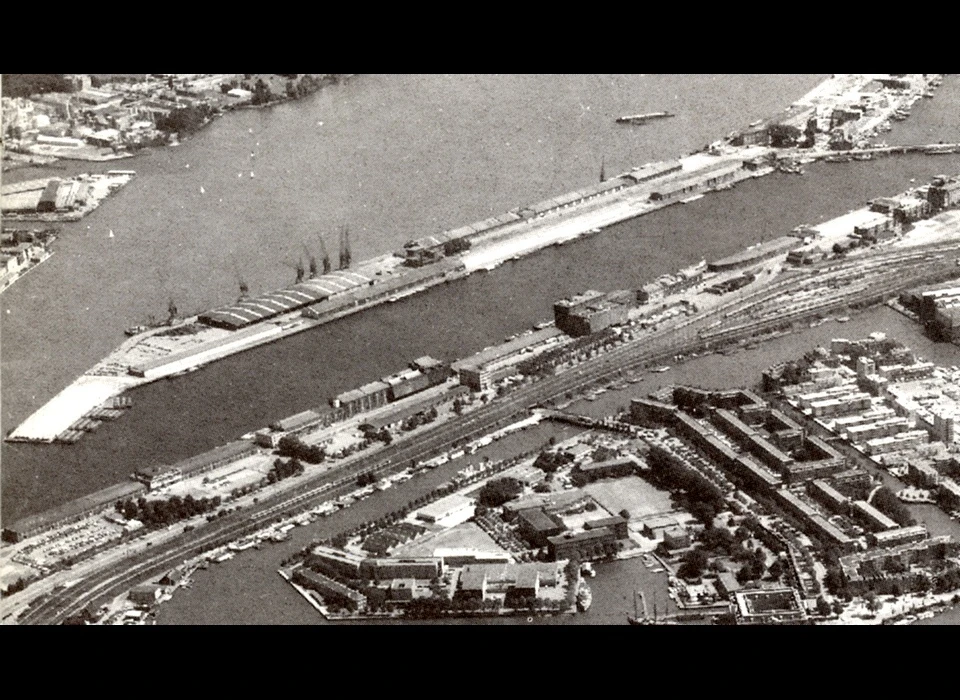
left=16, top=243, right=960, bottom=624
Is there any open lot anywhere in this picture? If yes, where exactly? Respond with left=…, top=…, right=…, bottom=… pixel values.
left=583, top=475, right=674, bottom=519
left=392, top=522, right=507, bottom=558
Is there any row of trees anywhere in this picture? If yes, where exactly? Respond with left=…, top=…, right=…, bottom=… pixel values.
left=277, top=435, right=326, bottom=464
left=533, top=449, right=573, bottom=474
left=1, top=577, right=29, bottom=598
left=268, top=457, right=304, bottom=484
left=115, top=494, right=221, bottom=529
left=3, top=74, right=74, bottom=98
left=478, top=477, right=524, bottom=507
left=356, top=471, right=378, bottom=487
left=645, top=444, right=726, bottom=525
left=401, top=407, right=438, bottom=432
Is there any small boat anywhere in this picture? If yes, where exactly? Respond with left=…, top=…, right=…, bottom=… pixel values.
left=652, top=366, right=670, bottom=373
left=200, top=186, right=205, bottom=194
left=108, top=230, right=114, bottom=238
left=576, top=582, right=593, bottom=612
left=836, top=316, right=851, bottom=323
left=617, top=111, right=675, bottom=125
left=250, top=172, right=255, bottom=178
left=125, top=325, right=148, bottom=337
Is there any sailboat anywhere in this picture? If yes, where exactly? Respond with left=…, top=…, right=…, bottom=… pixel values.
left=108, top=229, right=114, bottom=239
left=627, top=589, right=647, bottom=625
left=627, top=588, right=675, bottom=625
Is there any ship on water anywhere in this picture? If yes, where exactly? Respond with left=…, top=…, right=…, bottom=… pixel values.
left=616, top=111, right=675, bottom=125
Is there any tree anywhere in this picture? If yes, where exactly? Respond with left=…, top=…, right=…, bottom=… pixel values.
left=768, top=123, right=802, bottom=148
left=871, top=486, right=915, bottom=526
left=768, top=559, right=784, bottom=580
left=478, top=478, right=523, bottom=508
left=815, top=596, right=832, bottom=617
left=251, top=78, right=273, bottom=106
left=677, top=548, right=709, bottom=581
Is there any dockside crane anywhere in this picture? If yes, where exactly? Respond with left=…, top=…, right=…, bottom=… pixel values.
left=339, top=225, right=352, bottom=270
left=303, top=242, right=318, bottom=278
left=281, top=257, right=305, bottom=284
left=319, top=235, right=332, bottom=275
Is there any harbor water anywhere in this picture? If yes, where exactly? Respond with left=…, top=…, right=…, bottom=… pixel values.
left=4, top=75, right=960, bottom=524
left=154, top=304, right=960, bottom=625
left=3, top=73, right=959, bottom=624
left=3, top=73, right=834, bottom=522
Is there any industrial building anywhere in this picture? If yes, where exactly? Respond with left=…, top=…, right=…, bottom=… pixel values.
left=456, top=562, right=561, bottom=603
left=733, top=588, right=807, bottom=625
left=707, top=236, right=801, bottom=272
left=517, top=509, right=566, bottom=547
left=547, top=526, right=620, bottom=560
left=648, top=160, right=745, bottom=202
left=198, top=269, right=374, bottom=330
left=416, top=494, right=475, bottom=524
left=332, top=380, right=391, bottom=417
left=2, top=480, right=146, bottom=543
left=36, top=179, right=62, bottom=213
left=293, top=568, right=367, bottom=611
left=134, top=439, right=259, bottom=489
left=452, top=327, right=564, bottom=391
left=358, top=557, right=445, bottom=582
left=926, top=175, right=960, bottom=211
left=553, top=290, right=633, bottom=337
left=306, top=547, right=365, bottom=579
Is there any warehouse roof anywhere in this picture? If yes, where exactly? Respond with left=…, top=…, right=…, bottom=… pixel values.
left=5, top=480, right=146, bottom=539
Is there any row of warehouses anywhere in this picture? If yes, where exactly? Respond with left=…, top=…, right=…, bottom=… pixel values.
left=197, top=257, right=463, bottom=332
left=400, top=172, right=646, bottom=267
left=1, top=178, right=85, bottom=214
left=3, top=355, right=453, bottom=541
left=197, top=269, right=375, bottom=330
left=253, top=355, right=452, bottom=447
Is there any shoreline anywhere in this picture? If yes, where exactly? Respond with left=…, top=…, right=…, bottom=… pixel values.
left=3, top=75, right=354, bottom=174
left=3, top=74, right=946, bottom=444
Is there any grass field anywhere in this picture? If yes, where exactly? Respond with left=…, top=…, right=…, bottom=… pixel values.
left=584, top=476, right=674, bottom=519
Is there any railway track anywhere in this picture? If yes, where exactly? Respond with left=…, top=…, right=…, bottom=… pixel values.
left=18, top=243, right=960, bottom=624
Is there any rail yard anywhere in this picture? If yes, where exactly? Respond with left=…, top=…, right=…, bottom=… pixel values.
left=5, top=73, right=960, bottom=625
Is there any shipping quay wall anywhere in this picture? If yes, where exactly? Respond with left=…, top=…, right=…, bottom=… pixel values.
left=5, top=149, right=772, bottom=444
left=5, top=74, right=936, bottom=444
left=13, top=242, right=960, bottom=621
